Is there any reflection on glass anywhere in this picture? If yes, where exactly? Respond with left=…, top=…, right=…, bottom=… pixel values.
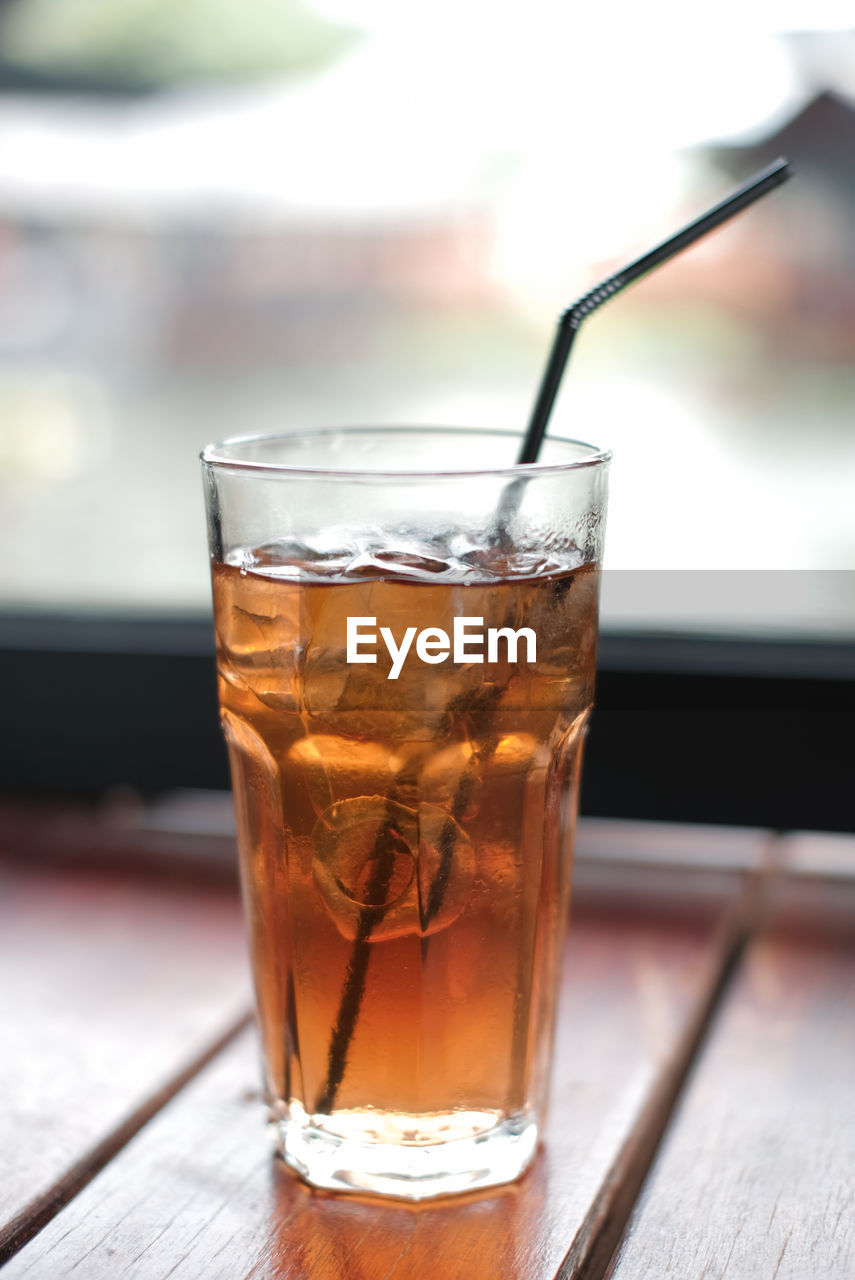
left=0, top=3, right=852, bottom=630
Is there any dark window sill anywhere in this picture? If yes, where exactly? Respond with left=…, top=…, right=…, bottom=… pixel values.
left=1, top=613, right=852, bottom=832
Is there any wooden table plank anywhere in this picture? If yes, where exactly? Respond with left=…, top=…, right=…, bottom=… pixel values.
left=4, top=833, right=764, bottom=1280
left=0, top=859, right=252, bottom=1261
left=610, top=839, right=855, bottom=1280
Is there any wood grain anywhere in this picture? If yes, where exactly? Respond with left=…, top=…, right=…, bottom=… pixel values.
left=610, top=842, right=855, bottom=1280
left=4, top=840, right=761, bottom=1280
left=0, top=859, right=251, bottom=1260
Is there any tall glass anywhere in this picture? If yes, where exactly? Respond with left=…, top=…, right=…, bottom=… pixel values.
left=201, top=427, right=610, bottom=1200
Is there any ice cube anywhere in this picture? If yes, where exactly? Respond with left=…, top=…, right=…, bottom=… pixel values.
left=419, top=742, right=479, bottom=821
left=215, top=570, right=301, bottom=712
left=301, top=577, right=471, bottom=738
left=220, top=710, right=284, bottom=865
left=311, top=796, right=420, bottom=942
left=288, top=735, right=405, bottom=817
left=242, top=532, right=361, bottom=579
left=309, top=795, right=475, bottom=942
left=344, top=547, right=456, bottom=581
left=527, top=561, right=601, bottom=675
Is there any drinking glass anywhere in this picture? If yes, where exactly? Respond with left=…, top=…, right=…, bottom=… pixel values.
left=202, top=426, right=610, bottom=1199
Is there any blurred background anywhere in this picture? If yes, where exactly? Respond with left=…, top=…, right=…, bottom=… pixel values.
left=0, top=0, right=853, bottom=635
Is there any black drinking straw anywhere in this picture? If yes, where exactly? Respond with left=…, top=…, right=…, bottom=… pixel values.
left=516, top=157, right=793, bottom=465
left=315, top=156, right=793, bottom=1115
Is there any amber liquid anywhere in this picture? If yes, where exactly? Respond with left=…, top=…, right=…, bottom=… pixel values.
left=212, top=553, right=598, bottom=1148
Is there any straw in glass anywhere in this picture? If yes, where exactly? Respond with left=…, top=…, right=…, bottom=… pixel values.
left=314, top=156, right=793, bottom=1114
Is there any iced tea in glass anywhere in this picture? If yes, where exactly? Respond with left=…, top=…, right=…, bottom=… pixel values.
left=202, top=427, right=610, bottom=1199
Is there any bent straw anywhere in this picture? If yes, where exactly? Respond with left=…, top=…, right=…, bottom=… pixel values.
left=517, top=157, right=793, bottom=465
left=315, top=157, right=793, bottom=1113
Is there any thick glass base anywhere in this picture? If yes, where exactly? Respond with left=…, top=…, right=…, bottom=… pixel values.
left=270, top=1101, right=539, bottom=1201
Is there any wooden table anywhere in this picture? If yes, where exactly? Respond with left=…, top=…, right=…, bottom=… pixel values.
left=1, top=807, right=853, bottom=1279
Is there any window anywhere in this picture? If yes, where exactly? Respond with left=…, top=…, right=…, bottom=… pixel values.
left=0, top=1, right=852, bottom=828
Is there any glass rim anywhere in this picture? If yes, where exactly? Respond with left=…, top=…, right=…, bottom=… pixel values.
left=200, top=425, right=612, bottom=480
